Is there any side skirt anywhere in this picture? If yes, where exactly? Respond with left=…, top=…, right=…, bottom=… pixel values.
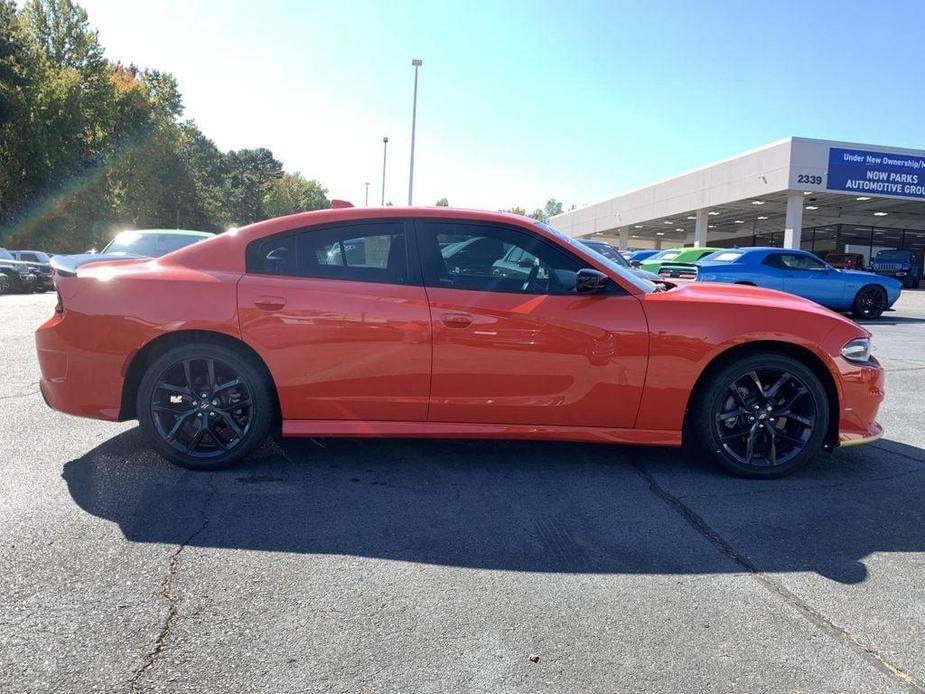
left=282, top=420, right=681, bottom=447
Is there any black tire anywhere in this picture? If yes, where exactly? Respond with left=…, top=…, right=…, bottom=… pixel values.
left=691, top=353, right=829, bottom=479
left=0, top=275, right=9, bottom=295
left=851, top=285, right=887, bottom=319
left=137, top=342, right=275, bottom=470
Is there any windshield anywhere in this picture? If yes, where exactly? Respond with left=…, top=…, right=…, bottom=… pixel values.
left=0, top=248, right=13, bottom=260
left=102, top=231, right=208, bottom=257
left=580, top=241, right=630, bottom=267
left=876, top=250, right=909, bottom=260
left=535, top=222, right=658, bottom=293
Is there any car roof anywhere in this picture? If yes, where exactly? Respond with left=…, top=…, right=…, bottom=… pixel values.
left=657, top=246, right=722, bottom=254
left=712, top=247, right=807, bottom=254
left=122, top=229, right=215, bottom=238
left=156, top=207, right=652, bottom=295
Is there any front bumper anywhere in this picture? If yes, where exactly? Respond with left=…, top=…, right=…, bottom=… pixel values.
left=839, top=422, right=883, bottom=447
left=835, top=356, right=885, bottom=448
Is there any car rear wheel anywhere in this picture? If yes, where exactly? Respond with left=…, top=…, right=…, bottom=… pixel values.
left=137, top=343, right=274, bottom=470
left=691, top=353, right=829, bottom=478
left=851, top=285, right=887, bottom=319
left=0, top=275, right=9, bottom=295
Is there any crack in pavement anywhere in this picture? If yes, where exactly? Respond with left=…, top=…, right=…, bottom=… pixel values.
left=128, top=475, right=217, bottom=693
left=676, top=466, right=925, bottom=501
left=632, top=460, right=925, bottom=693
left=871, top=442, right=925, bottom=466
left=0, top=382, right=39, bottom=401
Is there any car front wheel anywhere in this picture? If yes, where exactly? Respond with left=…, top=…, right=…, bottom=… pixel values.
left=851, top=285, right=887, bottom=319
left=691, top=353, right=829, bottom=478
left=137, top=343, right=275, bottom=470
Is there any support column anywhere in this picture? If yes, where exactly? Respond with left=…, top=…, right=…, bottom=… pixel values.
left=618, top=228, right=629, bottom=251
left=654, top=238, right=662, bottom=250
left=784, top=192, right=804, bottom=249
left=694, top=209, right=709, bottom=247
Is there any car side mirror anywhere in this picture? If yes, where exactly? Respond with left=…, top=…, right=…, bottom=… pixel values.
left=630, top=260, right=641, bottom=268
left=576, top=268, right=609, bottom=294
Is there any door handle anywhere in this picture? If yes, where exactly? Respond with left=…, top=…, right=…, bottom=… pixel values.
left=440, top=312, right=472, bottom=328
left=254, top=295, right=287, bottom=311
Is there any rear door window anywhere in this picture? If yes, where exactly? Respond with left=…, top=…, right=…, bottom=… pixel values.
left=246, top=221, right=416, bottom=286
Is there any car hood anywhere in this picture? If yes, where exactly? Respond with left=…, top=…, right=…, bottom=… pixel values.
left=838, top=268, right=902, bottom=283
left=651, top=281, right=861, bottom=324
left=0, top=258, right=34, bottom=272
left=50, top=252, right=151, bottom=276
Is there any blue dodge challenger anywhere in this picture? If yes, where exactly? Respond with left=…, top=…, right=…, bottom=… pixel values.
left=695, top=247, right=902, bottom=319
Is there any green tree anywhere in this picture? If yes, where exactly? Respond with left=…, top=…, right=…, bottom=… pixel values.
left=0, top=0, right=36, bottom=218
left=435, top=197, right=449, bottom=207
left=543, top=198, right=563, bottom=221
left=20, top=0, right=103, bottom=72
left=1, top=0, right=329, bottom=250
left=263, top=172, right=329, bottom=218
left=224, top=148, right=283, bottom=225
left=502, top=205, right=527, bottom=216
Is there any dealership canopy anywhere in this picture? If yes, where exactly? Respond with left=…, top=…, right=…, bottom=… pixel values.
left=550, top=137, right=925, bottom=263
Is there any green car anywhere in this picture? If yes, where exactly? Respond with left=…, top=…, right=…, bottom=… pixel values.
left=638, top=247, right=723, bottom=276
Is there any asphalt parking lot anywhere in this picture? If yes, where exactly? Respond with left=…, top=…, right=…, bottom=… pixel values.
left=1, top=292, right=924, bottom=693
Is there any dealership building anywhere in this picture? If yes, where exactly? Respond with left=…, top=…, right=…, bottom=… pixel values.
left=550, top=137, right=925, bottom=266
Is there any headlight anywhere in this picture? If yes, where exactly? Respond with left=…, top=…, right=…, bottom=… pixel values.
left=841, top=337, right=871, bottom=363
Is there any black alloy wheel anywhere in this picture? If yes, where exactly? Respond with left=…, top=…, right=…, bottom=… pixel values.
left=138, top=343, right=274, bottom=470
left=152, top=357, right=252, bottom=458
left=852, top=285, right=887, bottom=319
left=692, top=353, right=829, bottom=478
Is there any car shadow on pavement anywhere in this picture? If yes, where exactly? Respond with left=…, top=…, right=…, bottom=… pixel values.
left=858, top=316, right=925, bottom=326
left=62, top=428, right=925, bottom=583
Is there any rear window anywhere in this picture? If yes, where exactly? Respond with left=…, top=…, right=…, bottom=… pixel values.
left=103, top=232, right=208, bottom=257
left=709, top=251, right=744, bottom=263
left=652, top=250, right=682, bottom=261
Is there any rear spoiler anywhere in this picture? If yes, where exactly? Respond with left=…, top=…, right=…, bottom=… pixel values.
left=657, top=263, right=699, bottom=280
left=50, top=252, right=149, bottom=277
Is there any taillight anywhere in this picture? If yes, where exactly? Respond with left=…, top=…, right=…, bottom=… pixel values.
left=54, top=287, right=63, bottom=315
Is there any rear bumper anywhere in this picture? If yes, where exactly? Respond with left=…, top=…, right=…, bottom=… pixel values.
left=35, top=313, right=125, bottom=421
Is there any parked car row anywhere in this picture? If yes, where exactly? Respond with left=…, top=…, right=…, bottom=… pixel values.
left=824, top=250, right=921, bottom=288
left=0, top=248, right=54, bottom=294
left=0, top=230, right=217, bottom=296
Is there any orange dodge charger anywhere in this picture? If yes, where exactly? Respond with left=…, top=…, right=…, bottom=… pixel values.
left=37, top=207, right=884, bottom=477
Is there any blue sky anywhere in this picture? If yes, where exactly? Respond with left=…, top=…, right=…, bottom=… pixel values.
left=79, top=0, right=925, bottom=211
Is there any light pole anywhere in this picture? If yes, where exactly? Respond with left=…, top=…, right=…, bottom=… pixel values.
left=364, top=182, right=370, bottom=206
left=408, top=58, right=422, bottom=205
left=381, top=137, right=389, bottom=206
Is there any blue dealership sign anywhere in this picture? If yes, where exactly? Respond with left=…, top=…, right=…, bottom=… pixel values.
left=828, top=147, right=925, bottom=199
